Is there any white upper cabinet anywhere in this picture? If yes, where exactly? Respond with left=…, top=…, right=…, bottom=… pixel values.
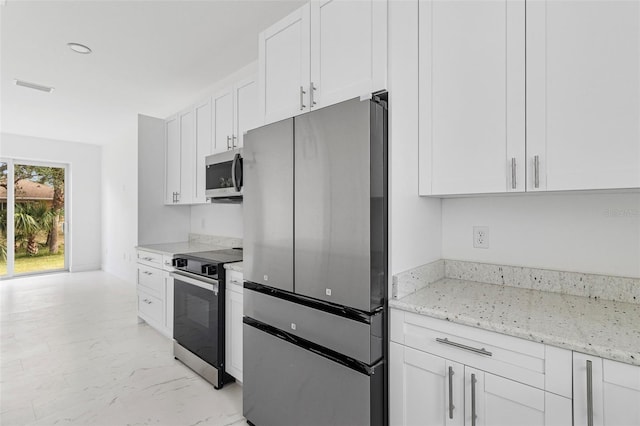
left=213, top=75, right=259, bottom=153
left=234, top=76, right=259, bottom=149
left=310, top=0, right=387, bottom=109
left=259, top=3, right=311, bottom=124
left=526, top=0, right=640, bottom=192
left=418, top=0, right=526, bottom=196
left=419, top=0, right=639, bottom=196
left=194, top=98, right=212, bottom=204
left=178, top=109, right=195, bottom=204
left=212, top=87, right=235, bottom=154
left=259, top=0, right=387, bottom=125
left=164, top=115, right=181, bottom=204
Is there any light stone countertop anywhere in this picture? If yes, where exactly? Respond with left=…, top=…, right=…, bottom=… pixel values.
left=223, top=261, right=243, bottom=273
left=390, top=278, right=640, bottom=366
left=136, top=241, right=229, bottom=256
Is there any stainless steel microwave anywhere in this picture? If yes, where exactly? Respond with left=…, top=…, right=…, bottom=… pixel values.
left=205, top=149, right=243, bottom=201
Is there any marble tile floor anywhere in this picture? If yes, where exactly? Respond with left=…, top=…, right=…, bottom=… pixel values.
left=0, top=271, right=245, bottom=426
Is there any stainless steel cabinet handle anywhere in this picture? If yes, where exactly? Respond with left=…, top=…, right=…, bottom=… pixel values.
left=142, top=271, right=152, bottom=276
left=511, top=157, right=517, bottom=189
left=141, top=257, right=153, bottom=261
left=534, top=155, right=540, bottom=188
left=436, top=338, right=493, bottom=356
left=448, top=366, right=455, bottom=419
left=310, top=82, right=317, bottom=107
left=230, top=279, right=242, bottom=285
left=232, top=135, right=237, bottom=148
left=299, top=86, right=306, bottom=110
left=471, top=373, right=477, bottom=426
left=176, top=192, right=180, bottom=202
left=587, top=360, right=594, bottom=426
left=142, top=298, right=152, bottom=304
left=226, top=136, right=231, bottom=150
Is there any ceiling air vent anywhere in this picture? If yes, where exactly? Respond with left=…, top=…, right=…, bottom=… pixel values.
left=14, top=79, right=54, bottom=93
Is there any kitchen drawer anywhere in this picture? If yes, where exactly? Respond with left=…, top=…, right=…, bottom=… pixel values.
left=138, top=290, right=163, bottom=326
left=137, top=250, right=163, bottom=267
left=391, top=309, right=572, bottom=397
left=137, top=264, right=163, bottom=297
left=226, top=269, right=243, bottom=295
left=245, top=285, right=383, bottom=365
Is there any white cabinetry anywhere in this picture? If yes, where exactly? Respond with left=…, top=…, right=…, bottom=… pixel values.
left=225, top=269, right=244, bottom=383
left=573, top=352, right=640, bottom=426
left=418, top=0, right=525, bottom=196
left=419, top=0, right=639, bottom=196
left=526, top=1, right=640, bottom=192
left=259, top=0, right=387, bottom=125
left=390, top=309, right=572, bottom=425
left=212, top=76, right=259, bottom=154
left=165, top=99, right=212, bottom=205
left=136, top=249, right=174, bottom=338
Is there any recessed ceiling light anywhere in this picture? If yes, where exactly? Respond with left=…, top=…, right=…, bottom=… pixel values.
left=14, top=79, right=54, bottom=93
left=67, top=42, right=92, bottom=54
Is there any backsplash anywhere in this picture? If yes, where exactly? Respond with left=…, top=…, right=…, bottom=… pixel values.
left=188, top=233, right=242, bottom=249
left=394, top=259, right=640, bottom=305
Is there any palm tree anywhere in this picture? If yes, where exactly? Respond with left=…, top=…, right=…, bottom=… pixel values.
left=14, top=202, right=53, bottom=256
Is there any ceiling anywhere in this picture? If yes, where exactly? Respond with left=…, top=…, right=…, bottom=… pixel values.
left=0, top=0, right=305, bottom=146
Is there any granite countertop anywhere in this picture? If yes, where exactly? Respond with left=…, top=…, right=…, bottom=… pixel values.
left=390, top=277, right=640, bottom=366
left=136, top=241, right=229, bottom=256
left=223, top=261, right=243, bottom=273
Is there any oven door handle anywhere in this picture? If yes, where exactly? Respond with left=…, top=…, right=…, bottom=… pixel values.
left=171, top=272, right=219, bottom=295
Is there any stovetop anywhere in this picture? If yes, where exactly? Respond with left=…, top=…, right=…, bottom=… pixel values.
left=178, top=248, right=243, bottom=264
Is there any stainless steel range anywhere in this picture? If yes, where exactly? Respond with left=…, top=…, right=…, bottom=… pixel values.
left=171, top=248, right=243, bottom=389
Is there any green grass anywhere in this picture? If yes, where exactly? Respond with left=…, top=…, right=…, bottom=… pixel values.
left=0, top=246, right=65, bottom=275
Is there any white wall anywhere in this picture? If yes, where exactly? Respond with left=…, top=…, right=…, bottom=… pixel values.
left=0, top=132, right=102, bottom=271
left=442, top=192, right=640, bottom=278
left=388, top=0, right=442, bottom=275
left=138, top=114, right=190, bottom=245
left=190, top=203, right=243, bottom=238
left=102, top=130, right=138, bottom=283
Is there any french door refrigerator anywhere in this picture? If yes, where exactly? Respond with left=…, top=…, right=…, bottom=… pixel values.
left=243, top=96, right=388, bottom=426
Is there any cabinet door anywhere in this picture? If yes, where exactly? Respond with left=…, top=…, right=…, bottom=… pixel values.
left=526, top=1, right=640, bottom=191
left=418, top=0, right=525, bottom=195
left=225, top=288, right=243, bottom=383
left=234, top=76, right=259, bottom=149
left=212, top=88, right=234, bottom=154
left=574, top=353, right=640, bottom=426
left=309, top=0, right=387, bottom=109
left=465, top=368, right=552, bottom=426
left=178, top=109, right=195, bottom=204
left=164, top=115, right=180, bottom=204
left=193, top=98, right=212, bottom=204
left=258, top=3, right=311, bottom=124
left=390, top=343, right=464, bottom=426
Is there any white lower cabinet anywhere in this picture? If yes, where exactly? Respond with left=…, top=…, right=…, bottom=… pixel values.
left=390, top=309, right=572, bottom=426
left=136, top=250, right=174, bottom=338
left=573, top=352, right=640, bottom=426
left=225, top=269, right=244, bottom=383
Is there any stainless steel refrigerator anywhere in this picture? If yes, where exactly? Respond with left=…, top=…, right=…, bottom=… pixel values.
left=242, top=96, right=388, bottom=426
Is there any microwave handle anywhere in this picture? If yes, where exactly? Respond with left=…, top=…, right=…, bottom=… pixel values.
left=232, top=153, right=242, bottom=192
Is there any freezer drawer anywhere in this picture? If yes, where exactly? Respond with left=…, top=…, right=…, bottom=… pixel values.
left=244, top=283, right=383, bottom=364
left=243, top=320, right=384, bottom=426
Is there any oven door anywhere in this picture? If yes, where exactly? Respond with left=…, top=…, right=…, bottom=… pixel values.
left=173, top=272, right=220, bottom=368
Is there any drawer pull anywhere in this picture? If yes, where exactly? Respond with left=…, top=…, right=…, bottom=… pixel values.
left=230, top=279, right=242, bottom=285
left=435, top=338, right=492, bottom=357
left=142, top=271, right=153, bottom=276
left=142, top=298, right=152, bottom=305
left=141, top=257, right=154, bottom=261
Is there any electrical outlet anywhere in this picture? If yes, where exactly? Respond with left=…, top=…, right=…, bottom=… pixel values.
left=473, top=226, right=490, bottom=249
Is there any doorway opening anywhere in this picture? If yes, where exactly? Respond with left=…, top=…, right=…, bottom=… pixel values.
left=1, top=160, right=68, bottom=277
